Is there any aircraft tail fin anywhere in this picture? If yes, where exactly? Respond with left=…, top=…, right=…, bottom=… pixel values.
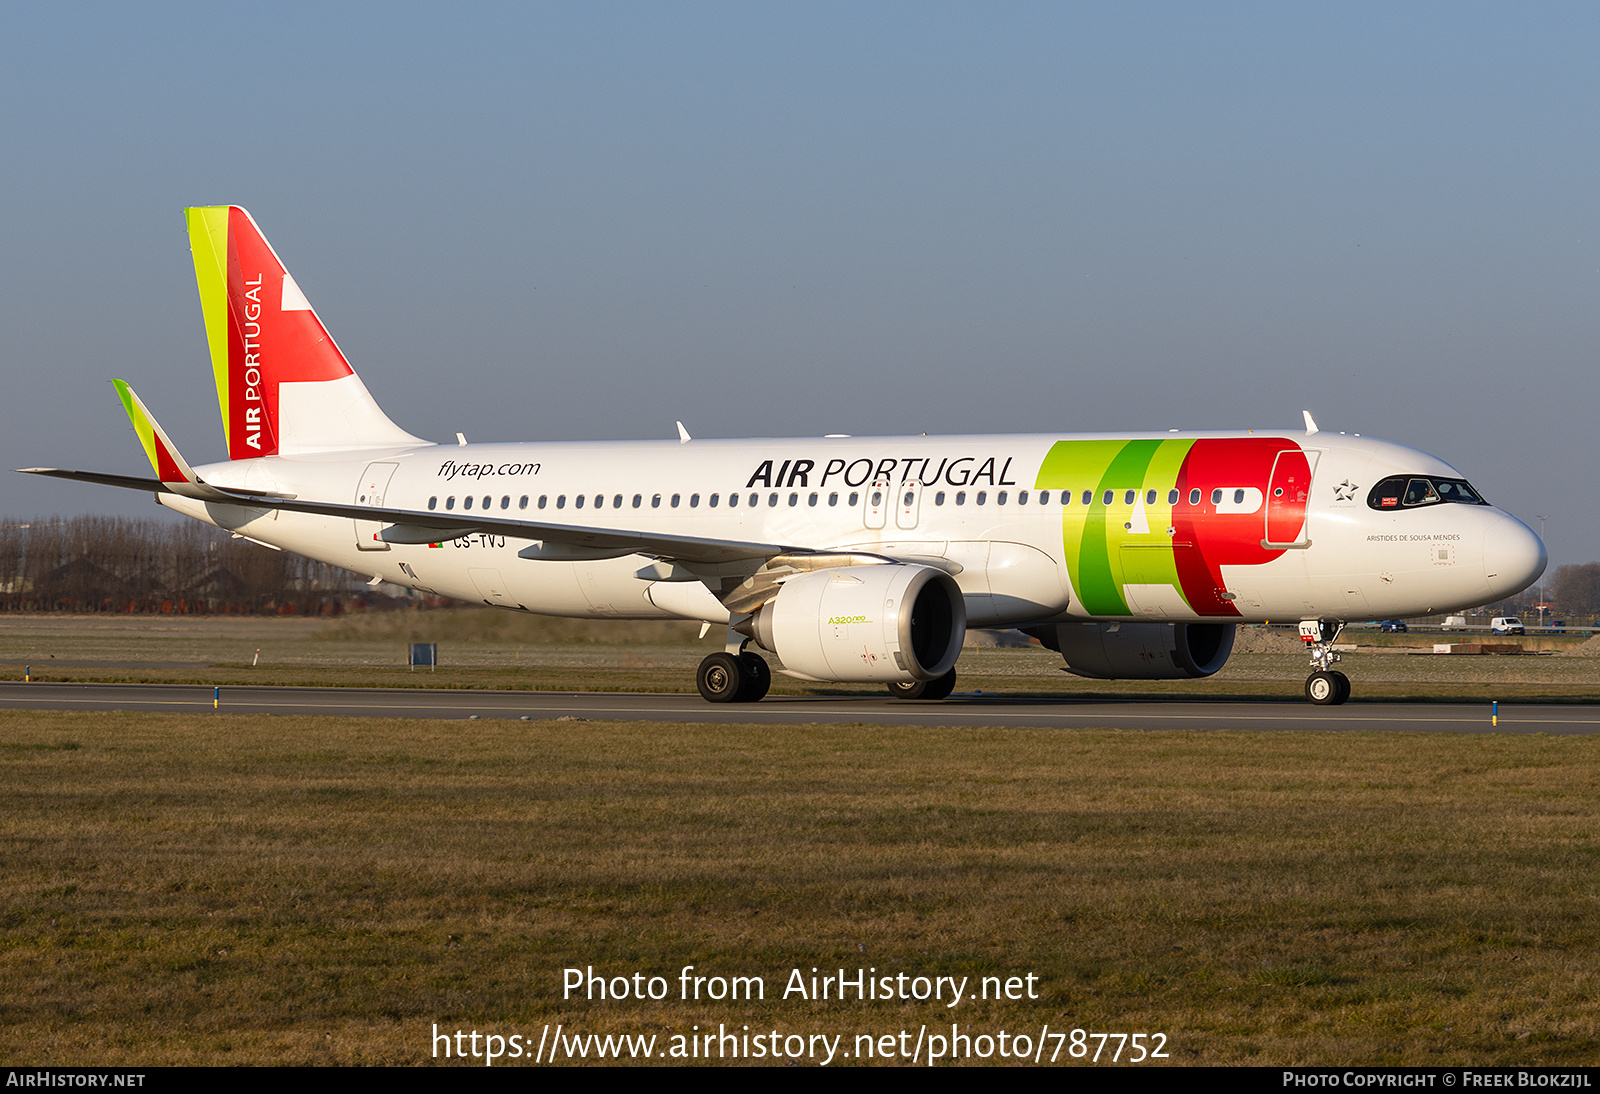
left=185, top=206, right=427, bottom=459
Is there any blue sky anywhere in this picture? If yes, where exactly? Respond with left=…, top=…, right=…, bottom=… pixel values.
left=3, top=2, right=1597, bottom=567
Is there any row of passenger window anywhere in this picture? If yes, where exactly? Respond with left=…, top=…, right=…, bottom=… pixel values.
left=424, top=487, right=1259, bottom=512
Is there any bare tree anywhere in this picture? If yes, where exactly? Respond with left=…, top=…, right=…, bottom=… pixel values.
left=1552, top=563, right=1600, bottom=617
left=0, top=515, right=406, bottom=614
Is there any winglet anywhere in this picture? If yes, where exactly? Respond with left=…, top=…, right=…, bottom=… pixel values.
left=113, top=380, right=220, bottom=498
left=1302, top=410, right=1319, bottom=435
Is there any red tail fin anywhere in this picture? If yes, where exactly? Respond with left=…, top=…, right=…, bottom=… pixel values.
left=187, top=206, right=424, bottom=458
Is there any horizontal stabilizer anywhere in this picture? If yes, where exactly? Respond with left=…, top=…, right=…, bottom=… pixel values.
left=110, top=380, right=236, bottom=501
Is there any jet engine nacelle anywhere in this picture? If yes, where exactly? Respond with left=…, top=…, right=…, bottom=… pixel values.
left=1024, top=621, right=1236, bottom=680
left=747, top=564, right=965, bottom=683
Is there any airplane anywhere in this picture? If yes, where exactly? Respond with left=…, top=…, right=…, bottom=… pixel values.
left=21, top=206, right=1547, bottom=706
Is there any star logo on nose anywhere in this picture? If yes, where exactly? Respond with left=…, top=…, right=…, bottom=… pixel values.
left=1333, top=479, right=1357, bottom=502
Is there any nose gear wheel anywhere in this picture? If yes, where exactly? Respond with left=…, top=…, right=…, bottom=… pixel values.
left=1299, top=619, right=1351, bottom=705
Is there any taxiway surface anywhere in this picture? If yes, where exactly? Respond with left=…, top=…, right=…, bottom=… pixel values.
left=0, top=681, right=1593, bottom=733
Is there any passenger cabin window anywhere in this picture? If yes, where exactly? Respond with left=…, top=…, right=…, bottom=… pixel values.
left=789, top=492, right=799, bottom=506
left=848, top=492, right=859, bottom=506
left=519, top=496, right=529, bottom=510
left=1146, top=489, right=1157, bottom=504
left=1168, top=489, right=1178, bottom=504
left=556, top=496, right=565, bottom=509
left=689, top=493, right=700, bottom=508
left=729, top=493, right=739, bottom=508
left=956, top=491, right=966, bottom=505
left=809, top=492, right=818, bottom=506
left=1018, top=490, right=1028, bottom=504
left=1082, top=490, right=1092, bottom=506
left=710, top=493, right=720, bottom=507
left=829, top=492, right=839, bottom=506
left=464, top=496, right=474, bottom=510
left=1210, top=489, right=1222, bottom=505
left=671, top=494, right=681, bottom=507
left=976, top=491, right=987, bottom=505
left=575, top=495, right=585, bottom=508
left=632, top=494, right=642, bottom=508
left=997, top=491, right=1007, bottom=505
left=935, top=491, right=946, bottom=505
left=1124, top=490, right=1135, bottom=505
left=501, top=496, right=511, bottom=509
left=428, top=497, right=437, bottom=510
left=446, top=496, right=456, bottom=510
left=538, top=495, right=547, bottom=509
left=749, top=493, right=759, bottom=507
left=652, top=494, right=661, bottom=508
left=482, top=496, right=490, bottom=509
left=613, top=494, right=623, bottom=508
left=1189, top=489, right=1200, bottom=505
left=1367, top=476, right=1488, bottom=510
left=1103, top=490, right=1114, bottom=506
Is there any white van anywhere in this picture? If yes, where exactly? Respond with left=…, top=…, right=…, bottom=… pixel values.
left=1491, top=616, right=1525, bottom=635
left=1442, top=615, right=1467, bottom=630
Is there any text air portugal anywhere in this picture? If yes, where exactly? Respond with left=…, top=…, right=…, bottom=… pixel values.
left=189, top=206, right=355, bottom=459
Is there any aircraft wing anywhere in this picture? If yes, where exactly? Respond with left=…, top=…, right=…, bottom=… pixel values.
left=17, top=466, right=791, bottom=566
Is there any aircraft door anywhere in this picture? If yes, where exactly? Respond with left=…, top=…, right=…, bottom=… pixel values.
left=1264, top=449, right=1315, bottom=549
left=895, top=481, right=922, bottom=530
left=864, top=478, right=889, bottom=530
left=468, top=567, right=513, bottom=607
left=354, top=462, right=398, bottom=551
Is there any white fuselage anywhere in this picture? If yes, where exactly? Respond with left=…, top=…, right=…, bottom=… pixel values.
left=163, top=429, right=1545, bottom=627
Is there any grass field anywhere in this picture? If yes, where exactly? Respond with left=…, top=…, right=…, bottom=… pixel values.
left=2, top=612, right=1599, bottom=702
left=2, top=709, right=1598, bottom=1066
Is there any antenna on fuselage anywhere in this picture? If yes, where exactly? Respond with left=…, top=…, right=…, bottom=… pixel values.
left=676, top=421, right=692, bottom=443
left=1302, top=410, right=1319, bottom=435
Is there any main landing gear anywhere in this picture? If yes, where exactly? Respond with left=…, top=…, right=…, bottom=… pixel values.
left=696, top=635, right=960, bottom=704
left=887, top=669, right=958, bottom=701
left=696, top=649, right=771, bottom=703
left=1299, top=619, right=1350, bottom=705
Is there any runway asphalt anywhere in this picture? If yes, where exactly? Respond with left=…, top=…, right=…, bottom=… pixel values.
left=0, top=680, right=1595, bottom=733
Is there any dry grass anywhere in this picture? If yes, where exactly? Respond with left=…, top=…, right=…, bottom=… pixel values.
left=1, top=710, right=1597, bottom=1066
left=1, top=613, right=1599, bottom=701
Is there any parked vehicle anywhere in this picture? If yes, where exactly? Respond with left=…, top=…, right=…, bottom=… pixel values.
left=1378, top=620, right=1408, bottom=632
left=1442, top=616, right=1468, bottom=629
left=1491, top=616, right=1526, bottom=635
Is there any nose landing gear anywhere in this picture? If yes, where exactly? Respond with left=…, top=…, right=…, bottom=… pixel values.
left=1299, top=619, right=1350, bottom=705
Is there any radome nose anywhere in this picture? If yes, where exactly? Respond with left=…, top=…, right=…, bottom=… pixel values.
left=1483, top=515, right=1547, bottom=599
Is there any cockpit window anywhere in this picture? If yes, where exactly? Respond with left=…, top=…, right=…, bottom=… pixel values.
left=1404, top=479, right=1439, bottom=506
left=1368, top=476, right=1488, bottom=510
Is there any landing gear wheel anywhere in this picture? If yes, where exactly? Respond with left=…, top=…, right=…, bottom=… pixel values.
left=697, top=652, right=745, bottom=703
left=886, top=668, right=957, bottom=701
left=736, top=652, right=771, bottom=702
left=921, top=668, right=957, bottom=701
left=1305, top=670, right=1350, bottom=706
